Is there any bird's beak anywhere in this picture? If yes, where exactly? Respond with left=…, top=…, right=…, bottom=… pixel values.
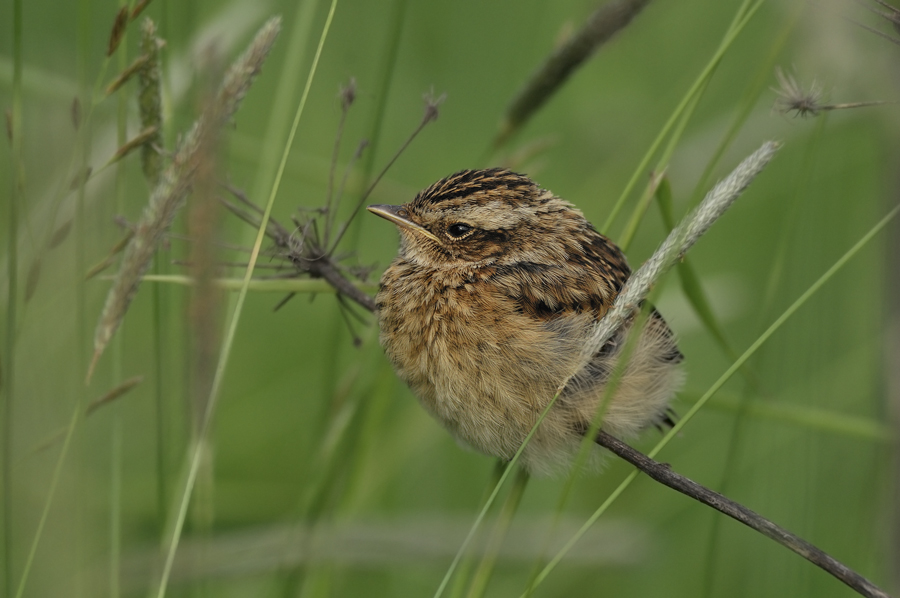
left=367, top=204, right=441, bottom=243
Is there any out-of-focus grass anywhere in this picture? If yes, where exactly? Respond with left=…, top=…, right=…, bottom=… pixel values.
left=1, top=0, right=897, bottom=597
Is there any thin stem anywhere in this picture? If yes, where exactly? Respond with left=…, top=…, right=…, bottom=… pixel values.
left=153, top=5, right=336, bottom=597
left=4, top=0, right=24, bottom=594
left=527, top=204, right=900, bottom=595
left=329, top=101, right=440, bottom=254
left=595, top=431, right=891, bottom=598
left=465, top=467, right=530, bottom=598
left=600, top=0, right=762, bottom=234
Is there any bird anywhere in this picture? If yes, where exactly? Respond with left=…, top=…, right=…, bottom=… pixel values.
left=368, top=168, right=683, bottom=476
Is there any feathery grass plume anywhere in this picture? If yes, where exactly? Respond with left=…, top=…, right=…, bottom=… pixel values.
left=187, top=74, right=226, bottom=431
left=138, top=18, right=164, bottom=186
left=570, top=141, right=780, bottom=392
left=494, top=0, right=651, bottom=147
left=107, top=6, right=129, bottom=57
left=773, top=67, right=888, bottom=118
left=89, top=17, right=282, bottom=380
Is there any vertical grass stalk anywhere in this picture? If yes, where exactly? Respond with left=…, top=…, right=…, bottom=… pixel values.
left=526, top=204, right=900, bottom=594
left=153, top=6, right=335, bottom=596
left=600, top=0, right=763, bottom=234
left=4, top=0, right=24, bottom=595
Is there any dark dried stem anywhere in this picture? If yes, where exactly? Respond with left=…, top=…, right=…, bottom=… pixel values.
left=328, top=139, right=369, bottom=245
left=324, top=84, right=355, bottom=247
left=595, top=431, right=892, bottom=598
left=220, top=186, right=376, bottom=312
left=328, top=98, right=442, bottom=254
left=288, top=251, right=376, bottom=312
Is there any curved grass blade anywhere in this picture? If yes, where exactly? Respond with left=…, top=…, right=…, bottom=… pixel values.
left=526, top=203, right=900, bottom=594
left=437, top=139, right=778, bottom=598
left=600, top=0, right=762, bottom=234
left=152, top=5, right=336, bottom=597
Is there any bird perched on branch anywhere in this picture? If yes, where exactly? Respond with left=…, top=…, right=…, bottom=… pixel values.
left=369, top=168, right=683, bottom=475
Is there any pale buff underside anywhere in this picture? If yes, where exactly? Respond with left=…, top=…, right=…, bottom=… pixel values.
left=378, top=260, right=683, bottom=477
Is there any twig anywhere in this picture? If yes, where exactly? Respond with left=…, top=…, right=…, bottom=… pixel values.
left=595, top=431, right=892, bottom=598
left=219, top=185, right=376, bottom=312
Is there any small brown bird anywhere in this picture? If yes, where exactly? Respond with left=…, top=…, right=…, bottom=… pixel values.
left=369, top=168, right=683, bottom=475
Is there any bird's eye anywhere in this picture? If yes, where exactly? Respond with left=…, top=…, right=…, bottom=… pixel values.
left=446, top=223, right=473, bottom=238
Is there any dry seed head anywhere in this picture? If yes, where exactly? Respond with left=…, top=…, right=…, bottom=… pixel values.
left=90, top=17, right=282, bottom=380
left=773, top=67, right=824, bottom=118
left=107, top=6, right=129, bottom=57
left=130, top=0, right=154, bottom=22
left=422, top=89, right=446, bottom=124
left=340, top=77, right=357, bottom=110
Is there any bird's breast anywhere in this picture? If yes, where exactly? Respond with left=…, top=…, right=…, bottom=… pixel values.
left=375, top=259, right=586, bottom=457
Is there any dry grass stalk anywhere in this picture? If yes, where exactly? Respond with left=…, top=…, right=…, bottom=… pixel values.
left=773, top=67, right=888, bottom=118
left=188, top=78, right=226, bottom=430
left=89, top=16, right=283, bottom=381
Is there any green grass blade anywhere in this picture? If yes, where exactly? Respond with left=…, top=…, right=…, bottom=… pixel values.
left=465, top=467, right=530, bottom=598
left=249, top=0, right=320, bottom=206
left=14, top=403, right=82, bottom=598
left=600, top=0, right=762, bottom=234
left=154, top=6, right=336, bottom=597
left=4, top=0, right=23, bottom=593
left=655, top=177, right=736, bottom=359
left=526, top=203, right=900, bottom=593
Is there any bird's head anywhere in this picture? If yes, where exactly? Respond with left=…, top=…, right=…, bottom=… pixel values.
left=368, top=168, right=585, bottom=267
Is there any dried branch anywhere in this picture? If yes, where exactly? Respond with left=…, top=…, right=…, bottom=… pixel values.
left=219, top=185, right=377, bottom=312
left=596, top=431, right=892, bottom=598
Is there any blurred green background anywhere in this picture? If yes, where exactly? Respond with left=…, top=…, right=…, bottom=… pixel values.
left=1, top=0, right=898, bottom=596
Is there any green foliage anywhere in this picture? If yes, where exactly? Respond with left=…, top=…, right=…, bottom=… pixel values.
left=1, top=0, right=897, bottom=596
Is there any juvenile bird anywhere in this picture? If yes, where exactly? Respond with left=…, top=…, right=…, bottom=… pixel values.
left=368, top=168, right=683, bottom=476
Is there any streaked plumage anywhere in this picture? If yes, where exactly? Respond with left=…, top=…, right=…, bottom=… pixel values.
left=369, top=168, right=683, bottom=475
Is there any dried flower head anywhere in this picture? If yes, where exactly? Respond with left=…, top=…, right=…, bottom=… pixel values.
left=773, top=67, right=824, bottom=118
left=772, top=67, right=888, bottom=118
